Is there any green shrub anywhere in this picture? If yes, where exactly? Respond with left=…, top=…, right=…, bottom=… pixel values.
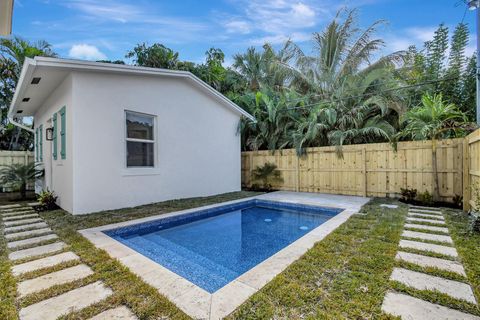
left=251, top=163, right=283, bottom=191
left=400, top=188, right=417, bottom=202
left=417, top=190, right=434, bottom=205
left=37, top=189, right=58, bottom=211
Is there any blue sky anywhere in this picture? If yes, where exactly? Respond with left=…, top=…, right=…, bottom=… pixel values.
left=12, top=0, right=478, bottom=65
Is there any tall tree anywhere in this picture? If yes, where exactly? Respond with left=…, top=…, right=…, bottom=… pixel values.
left=0, top=36, right=56, bottom=150
left=126, top=43, right=179, bottom=69
left=398, top=93, right=468, bottom=200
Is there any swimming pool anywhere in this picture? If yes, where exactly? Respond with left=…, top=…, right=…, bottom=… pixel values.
left=105, top=199, right=342, bottom=293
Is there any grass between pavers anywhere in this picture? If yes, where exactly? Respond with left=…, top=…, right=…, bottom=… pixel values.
left=442, top=208, right=480, bottom=307
left=396, top=246, right=457, bottom=260
left=228, top=198, right=408, bottom=319
left=0, top=226, right=19, bottom=320
left=403, top=226, right=449, bottom=235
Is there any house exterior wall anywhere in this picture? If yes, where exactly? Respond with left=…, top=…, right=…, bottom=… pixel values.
left=34, top=74, right=74, bottom=212
left=70, top=71, right=242, bottom=214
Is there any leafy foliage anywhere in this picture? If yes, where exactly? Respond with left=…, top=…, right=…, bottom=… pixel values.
left=37, top=189, right=58, bottom=211
left=0, top=36, right=56, bottom=150
left=251, top=163, right=284, bottom=191
left=0, top=163, right=42, bottom=199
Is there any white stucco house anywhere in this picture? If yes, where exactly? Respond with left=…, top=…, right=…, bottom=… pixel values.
left=9, top=57, right=254, bottom=214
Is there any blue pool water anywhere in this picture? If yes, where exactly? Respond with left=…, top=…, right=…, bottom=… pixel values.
left=105, top=200, right=342, bottom=293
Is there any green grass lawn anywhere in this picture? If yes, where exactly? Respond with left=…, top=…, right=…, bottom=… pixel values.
left=1, top=193, right=479, bottom=320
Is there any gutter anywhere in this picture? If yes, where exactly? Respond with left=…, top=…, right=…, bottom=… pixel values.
left=8, top=114, right=34, bottom=133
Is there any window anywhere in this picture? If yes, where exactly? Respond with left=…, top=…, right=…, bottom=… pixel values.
left=125, top=111, right=155, bottom=167
left=52, top=113, right=57, bottom=160
left=59, top=106, right=66, bottom=160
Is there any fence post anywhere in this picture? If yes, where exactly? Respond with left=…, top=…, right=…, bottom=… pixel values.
left=295, top=154, right=300, bottom=192
left=363, top=148, right=368, bottom=197
left=463, top=138, right=470, bottom=212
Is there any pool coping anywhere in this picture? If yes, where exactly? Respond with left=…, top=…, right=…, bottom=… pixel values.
left=79, top=194, right=364, bottom=319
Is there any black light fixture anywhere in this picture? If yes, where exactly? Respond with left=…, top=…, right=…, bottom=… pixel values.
left=46, top=127, right=54, bottom=141
left=31, top=77, right=41, bottom=84
left=22, top=97, right=30, bottom=102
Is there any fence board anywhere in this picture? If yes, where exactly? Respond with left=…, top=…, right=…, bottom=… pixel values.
left=242, top=138, right=466, bottom=202
left=465, top=129, right=480, bottom=211
left=0, top=151, right=35, bottom=192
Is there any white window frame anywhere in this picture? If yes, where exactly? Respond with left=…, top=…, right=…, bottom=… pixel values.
left=124, top=110, right=157, bottom=170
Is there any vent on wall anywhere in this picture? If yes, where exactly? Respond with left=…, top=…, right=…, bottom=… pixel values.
left=31, top=77, right=41, bottom=84
left=17, top=110, right=23, bottom=114
left=22, top=97, right=30, bottom=102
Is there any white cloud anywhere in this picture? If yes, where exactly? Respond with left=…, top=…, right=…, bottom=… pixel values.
left=225, top=20, right=252, bottom=34
left=68, top=44, right=107, bottom=60
left=250, top=32, right=311, bottom=45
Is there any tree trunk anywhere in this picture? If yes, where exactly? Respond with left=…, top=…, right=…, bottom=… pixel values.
left=19, top=182, right=27, bottom=200
left=432, top=139, right=440, bottom=202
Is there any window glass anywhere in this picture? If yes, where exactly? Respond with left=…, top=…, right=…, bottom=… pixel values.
left=126, top=112, right=154, bottom=140
left=127, top=141, right=154, bottom=167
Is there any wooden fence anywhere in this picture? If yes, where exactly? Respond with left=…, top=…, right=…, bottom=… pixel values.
left=242, top=138, right=468, bottom=203
left=0, top=151, right=34, bottom=192
left=0, top=150, right=34, bottom=166
left=464, top=129, right=480, bottom=211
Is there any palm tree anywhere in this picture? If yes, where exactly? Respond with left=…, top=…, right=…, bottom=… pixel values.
left=273, top=9, right=406, bottom=154
left=252, top=163, right=283, bottom=191
left=0, top=36, right=56, bottom=150
left=398, top=93, right=469, bottom=200
left=0, top=163, right=43, bottom=199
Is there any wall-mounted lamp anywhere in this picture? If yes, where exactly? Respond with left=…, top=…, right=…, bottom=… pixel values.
left=46, top=127, right=54, bottom=141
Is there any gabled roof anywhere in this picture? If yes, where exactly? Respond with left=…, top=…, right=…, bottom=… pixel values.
left=9, top=56, right=255, bottom=121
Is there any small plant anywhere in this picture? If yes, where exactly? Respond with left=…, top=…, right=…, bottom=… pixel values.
left=251, top=163, right=283, bottom=191
left=452, top=194, right=463, bottom=208
left=0, top=163, right=43, bottom=199
left=37, top=189, right=58, bottom=211
left=469, top=215, right=480, bottom=233
left=400, top=188, right=417, bottom=203
left=417, top=190, right=434, bottom=206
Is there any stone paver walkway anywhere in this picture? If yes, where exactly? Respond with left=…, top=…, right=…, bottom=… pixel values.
left=381, top=205, right=479, bottom=319
left=0, top=204, right=137, bottom=320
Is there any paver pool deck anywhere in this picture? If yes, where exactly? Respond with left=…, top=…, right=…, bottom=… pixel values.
left=80, top=191, right=370, bottom=320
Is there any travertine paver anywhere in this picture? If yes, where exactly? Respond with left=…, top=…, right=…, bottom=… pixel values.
left=409, top=205, right=435, bottom=209
left=18, top=281, right=113, bottom=320
left=380, top=204, right=399, bottom=209
left=5, top=227, right=52, bottom=240
left=0, top=204, right=21, bottom=209
left=88, top=306, right=138, bottom=320
left=382, top=292, right=480, bottom=320
left=390, top=268, right=476, bottom=304
left=7, top=234, right=58, bottom=249
left=404, top=223, right=449, bottom=233
left=406, top=217, right=446, bottom=225
left=4, top=217, right=43, bottom=227
left=402, top=230, right=453, bottom=244
left=399, top=239, right=459, bottom=257
left=12, top=252, right=80, bottom=276
left=17, top=264, right=94, bottom=297
left=2, top=210, right=36, bottom=217
left=407, top=212, right=444, bottom=220
left=4, top=222, right=49, bottom=233
left=3, top=213, right=39, bottom=221
left=409, top=208, right=443, bottom=214
left=9, top=242, right=66, bottom=261
left=396, top=251, right=466, bottom=276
